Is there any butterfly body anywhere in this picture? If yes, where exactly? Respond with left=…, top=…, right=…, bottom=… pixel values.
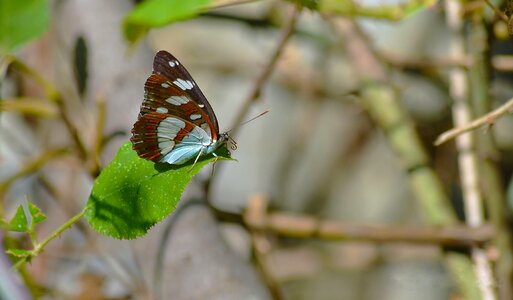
left=131, top=51, right=228, bottom=165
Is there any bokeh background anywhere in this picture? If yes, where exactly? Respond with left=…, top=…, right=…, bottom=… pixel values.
left=2, top=0, right=513, bottom=299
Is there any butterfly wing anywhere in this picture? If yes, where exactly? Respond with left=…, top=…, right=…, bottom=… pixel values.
left=152, top=50, right=220, bottom=134
left=131, top=112, right=212, bottom=164
left=140, top=73, right=216, bottom=139
left=130, top=51, right=220, bottom=163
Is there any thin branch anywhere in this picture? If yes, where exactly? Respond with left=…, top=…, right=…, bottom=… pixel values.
left=33, top=210, right=84, bottom=254
left=445, top=0, right=496, bottom=297
left=380, top=51, right=473, bottom=69
left=244, top=196, right=495, bottom=247
left=473, top=45, right=513, bottom=300
left=12, top=209, right=85, bottom=270
left=207, top=0, right=262, bottom=10
left=320, top=0, right=438, bottom=21
left=329, top=17, right=483, bottom=300
left=90, top=94, right=107, bottom=177
left=8, top=56, right=60, bottom=102
left=34, top=176, right=150, bottom=297
left=229, top=5, right=301, bottom=134
left=244, top=195, right=283, bottom=300
left=36, top=176, right=91, bottom=236
left=434, top=96, right=513, bottom=146
left=483, top=0, right=509, bottom=23
left=0, top=97, right=59, bottom=118
left=0, top=148, right=69, bottom=196
left=55, top=101, right=88, bottom=160
left=204, top=4, right=300, bottom=199
left=9, top=57, right=88, bottom=161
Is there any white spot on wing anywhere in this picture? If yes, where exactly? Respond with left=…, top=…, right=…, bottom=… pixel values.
left=158, top=137, right=173, bottom=143
left=190, top=114, right=202, bottom=120
left=173, top=78, right=194, bottom=90
left=163, top=117, right=185, bottom=128
left=158, top=132, right=177, bottom=141
left=165, top=96, right=189, bottom=106
left=183, top=79, right=194, bottom=89
left=159, top=140, right=175, bottom=154
left=156, top=107, right=168, bottom=114
left=161, top=82, right=170, bottom=88
left=198, top=104, right=205, bottom=108
left=172, top=79, right=185, bottom=90
left=157, top=117, right=185, bottom=141
left=168, top=60, right=177, bottom=67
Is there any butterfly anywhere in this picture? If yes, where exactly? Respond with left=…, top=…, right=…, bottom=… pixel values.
left=130, top=50, right=231, bottom=166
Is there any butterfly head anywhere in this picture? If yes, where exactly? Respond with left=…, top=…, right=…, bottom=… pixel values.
left=219, top=132, right=237, bottom=151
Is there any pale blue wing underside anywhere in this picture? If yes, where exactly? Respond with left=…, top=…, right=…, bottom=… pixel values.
left=158, top=117, right=217, bottom=165
left=162, top=144, right=204, bottom=164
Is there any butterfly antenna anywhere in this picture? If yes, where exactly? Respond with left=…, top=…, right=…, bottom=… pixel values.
left=227, top=109, right=270, bottom=134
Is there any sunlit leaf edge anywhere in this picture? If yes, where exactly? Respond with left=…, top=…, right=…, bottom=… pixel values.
left=0, top=0, right=50, bottom=54
left=122, top=0, right=212, bottom=43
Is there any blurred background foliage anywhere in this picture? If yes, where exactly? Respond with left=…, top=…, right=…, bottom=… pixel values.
left=2, top=0, right=513, bottom=299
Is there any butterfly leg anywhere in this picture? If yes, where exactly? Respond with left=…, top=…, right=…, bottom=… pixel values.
left=188, top=147, right=205, bottom=172
left=210, top=153, right=220, bottom=176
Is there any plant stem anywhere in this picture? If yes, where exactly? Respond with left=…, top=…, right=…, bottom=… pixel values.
left=435, top=97, right=513, bottom=146
left=90, top=95, right=107, bottom=177
left=9, top=57, right=88, bottom=160
left=482, top=0, right=509, bottom=23
left=445, top=0, right=496, bottom=297
left=205, top=4, right=300, bottom=198
left=34, top=209, right=85, bottom=254
left=245, top=197, right=495, bottom=246
left=0, top=148, right=69, bottom=197
left=469, top=17, right=513, bottom=300
left=229, top=5, right=301, bottom=135
left=12, top=209, right=85, bottom=270
left=319, top=0, right=437, bottom=20
left=329, top=17, right=483, bottom=300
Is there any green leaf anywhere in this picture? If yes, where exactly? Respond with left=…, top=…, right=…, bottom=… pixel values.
left=123, top=0, right=212, bottom=44
left=0, top=0, right=50, bottom=54
left=6, top=248, right=32, bottom=258
left=27, top=202, right=46, bottom=227
left=7, top=205, right=29, bottom=232
left=6, top=201, right=45, bottom=232
left=85, top=142, right=231, bottom=239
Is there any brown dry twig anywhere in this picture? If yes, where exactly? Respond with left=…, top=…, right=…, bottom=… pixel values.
left=380, top=50, right=472, bottom=69
left=244, top=194, right=283, bottom=300
left=0, top=148, right=69, bottom=197
left=483, top=0, right=509, bottom=23
left=8, top=57, right=89, bottom=160
left=204, top=4, right=300, bottom=198
left=90, top=94, right=107, bottom=177
left=434, top=96, right=513, bottom=146
left=244, top=196, right=495, bottom=247
left=229, top=5, right=301, bottom=134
